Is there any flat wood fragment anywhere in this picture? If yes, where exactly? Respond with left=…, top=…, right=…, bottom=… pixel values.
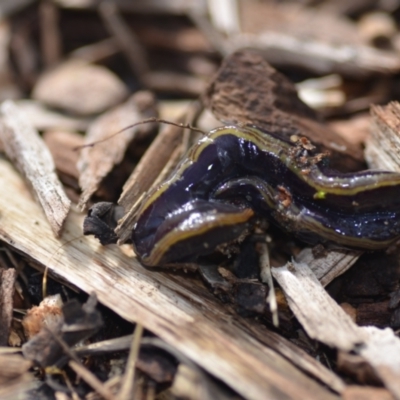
left=0, top=100, right=70, bottom=236
left=78, top=91, right=157, bottom=209
left=295, top=247, right=361, bottom=287
left=272, top=261, right=400, bottom=400
left=365, top=102, right=400, bottom=171
left=0, top=157, right=341, bottom=400
left=272, top=261, right=363, bottom=351
left=0, top=268, right=17, bottom=346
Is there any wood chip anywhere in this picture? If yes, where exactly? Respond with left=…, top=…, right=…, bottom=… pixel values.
left=0, top=100, right=70, bottom=236
left=32, top=59, right=129, bottom=116
left=272, top=261, right=400, bottom=399
left=0, top=157, right=341, bottom=400
left=273, top=261, right=362, bottom=351
left=295, top=247, right=361, bottom=287
left=365, top=102, right=400, bottom=171
left=0, top=268, right=17, bottom=346
left=78, top=91, right=157, bottom=209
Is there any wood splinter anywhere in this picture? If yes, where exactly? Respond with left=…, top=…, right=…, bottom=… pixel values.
left=0, top=100, right=70, bottom=236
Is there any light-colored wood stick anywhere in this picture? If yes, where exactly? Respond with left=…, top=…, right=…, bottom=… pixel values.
left=272, top=261, right=400, bottom=400
left=0, top=100, right=70, bottom=236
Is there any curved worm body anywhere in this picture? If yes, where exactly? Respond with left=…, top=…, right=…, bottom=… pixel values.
left=132, top=126, right=400, bottom=266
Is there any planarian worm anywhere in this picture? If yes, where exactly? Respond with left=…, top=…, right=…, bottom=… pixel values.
left=129, top=126, right=400, bottom=266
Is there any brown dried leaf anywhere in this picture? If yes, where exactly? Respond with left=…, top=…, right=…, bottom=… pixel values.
left=32, top=59, right=129, bottom=116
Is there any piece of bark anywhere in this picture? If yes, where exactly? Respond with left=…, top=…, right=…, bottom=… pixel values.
left=235, top=2, right=400, bottom=76
left=32, top=59, right=129, bottom=116
left=272, top=261, right=400, bottom=399
left=0, top=158, right=341, bottom=400
left=203, top=50, right=364, bottom=171
left=0, top=100, right=70, bottom=236
left=77, top=91, right=157, bottom=209
left=365, top=102, right=400, bottom=171
left=295, top=247, right=361, bottom=287
left=0, top=268, right=17, bottom=346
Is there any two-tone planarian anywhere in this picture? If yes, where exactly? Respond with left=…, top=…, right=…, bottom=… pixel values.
left=86, top=125, right=400, bottom=266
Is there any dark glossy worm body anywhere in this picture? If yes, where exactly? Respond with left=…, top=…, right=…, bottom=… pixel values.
left=131, top=126, right=400, bottom=266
